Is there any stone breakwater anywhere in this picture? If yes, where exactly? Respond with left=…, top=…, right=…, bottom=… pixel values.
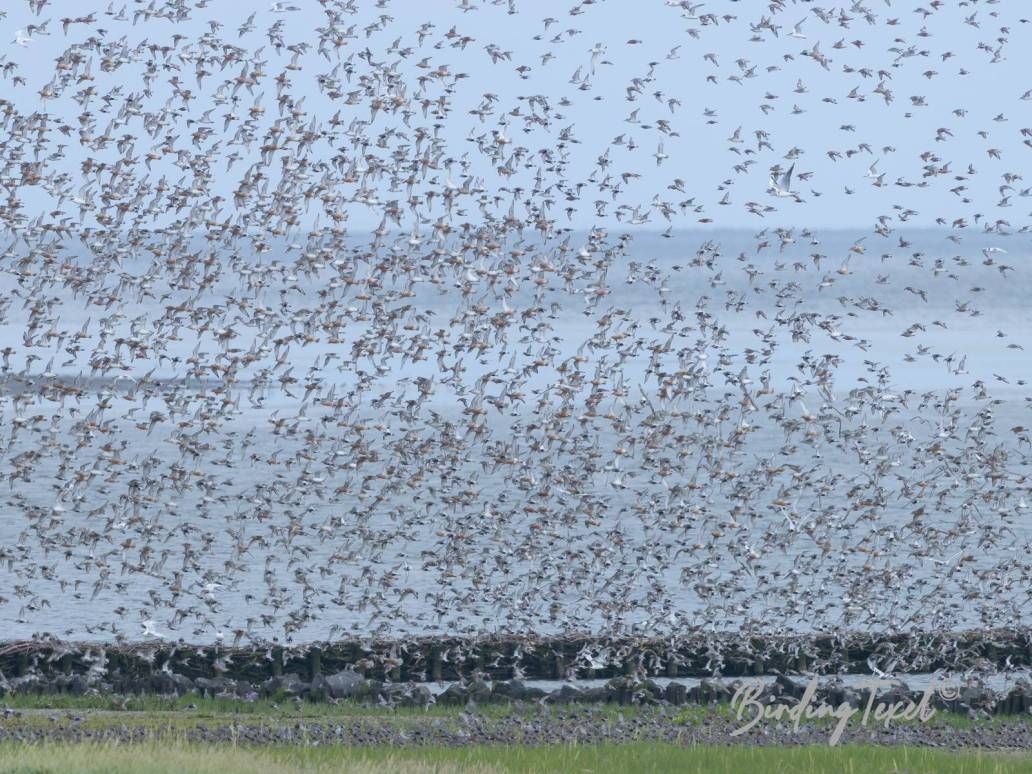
left=2, top=629, right=1030, bottom=683
left=3, top=670, right=1031, bottom=717
left=0, top=629, right=1030, bottom=714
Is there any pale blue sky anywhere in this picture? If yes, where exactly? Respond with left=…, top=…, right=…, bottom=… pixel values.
left=4, top=0, right=1030, bottom=232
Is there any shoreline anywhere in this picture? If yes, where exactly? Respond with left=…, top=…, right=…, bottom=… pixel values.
left=1, top=630, right=1030, bottom=720
left=3, top=628, right=1029, bottom=684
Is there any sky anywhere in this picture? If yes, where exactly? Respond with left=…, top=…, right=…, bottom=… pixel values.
left=2, top=0, right=1031, bottom=233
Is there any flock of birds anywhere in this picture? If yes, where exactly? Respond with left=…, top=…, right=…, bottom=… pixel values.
left=0, top=0, right=1028, bottom=669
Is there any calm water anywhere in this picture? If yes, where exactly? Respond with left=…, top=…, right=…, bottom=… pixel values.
left=0, top=230, right=1029, bottom=644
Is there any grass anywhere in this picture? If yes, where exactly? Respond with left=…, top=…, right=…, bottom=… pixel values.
left=0, top=692, right=647, bottom=735
left=0, top=741, right=491, bottom=773
left=0, top=693, right=1025, bottom=743
left=0, top=741, right=1029, bottom=774
left=3, top=691, right=1025, bottom=729
left=1, top=694, right=1029, bottom=772
left=672, top=700, right=1032, bottom=731
left=1, top=691, right=448, bottom=717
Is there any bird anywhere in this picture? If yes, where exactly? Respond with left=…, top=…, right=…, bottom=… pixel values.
left=768, top=164, right=797, bottom=198
left=0, top=0, right=1022, bottom=694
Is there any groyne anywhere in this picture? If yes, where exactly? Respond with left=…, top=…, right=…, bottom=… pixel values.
left=2, top=628, right=1029, bottom=686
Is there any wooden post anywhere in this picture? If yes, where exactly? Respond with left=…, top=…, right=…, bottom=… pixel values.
left=431, top=647, right=443, bottom=682
left=665, top=681, right=687, bottom=705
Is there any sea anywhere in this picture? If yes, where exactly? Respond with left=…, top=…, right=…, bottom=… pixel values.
left=0, top=228, right=1029, bottom=644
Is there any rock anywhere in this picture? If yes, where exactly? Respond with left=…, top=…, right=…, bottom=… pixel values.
left=149, top=673, right=174, bottom=694
left=879, top=680, right=912, bottom=705
left=47, top=675, right=68, bottom=693
left=258, top=678, right=275, bottom=696
left=364, top=679, right=384, bottom=699
left=150, top=671, right=193, bottom=695
left=956, top=684, right=997, bottom=715
left=67, top=675, right=86, bottom=695
left=521, top=685, right=548, bottom=700
left=690, top=679, right=731, bottom=704
left=773, top=674, right=805, bottom=700
left=378, top=682, right=409, bottom=704
left=323, top=669, right=366, bottom=699
left=546, top=684, right=584, bottom=704
left=465, top=676, right=492, bottom=702
left=601, top=676, right=663, bottom=705
left=306, top=675, right=327, bottom=702
left=260, top=672, right=301, bottom=696
left=405, top=685, right=434, bottom=707
left=817, top=679, right=862, bottom=709
left=436, top=683, right=469, bottom=705
left=998, top=683, right=1031, bottom=715
left=195, top=676, right=235, bottom=696
left=233, top=679, right=255, bottom=698
left=643, top=679, right=664, bottom=699
left=9, top=674, right=44, bottom=694
left=490, top=679, right=518, bottom=698
left=492, top=679, right=545, bottom=701
left=171, top=673, right=195, bottom=694
left=605, top=676, right=637, bottom=704
left=665, top=681, right=688, bottom=705
left=580, top=686, right=609, bottom=703
left=283, top=677, right=311, bottom=696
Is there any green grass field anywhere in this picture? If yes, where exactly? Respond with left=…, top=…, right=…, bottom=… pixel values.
left=0, top=694, right=1029, bottom=772
left=0, top=691, right=1025, bottom=730
left=0, top=741, right=1029, bottom=774
left=0, top=692, right=696, bottom=733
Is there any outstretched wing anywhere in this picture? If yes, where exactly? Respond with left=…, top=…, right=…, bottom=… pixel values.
left=780, top=163, right=795, bottom=191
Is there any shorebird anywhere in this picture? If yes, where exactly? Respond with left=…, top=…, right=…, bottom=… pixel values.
left=768, top=164, right=797, bottom=198
left=0, top=0, right=1023, bottom=672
